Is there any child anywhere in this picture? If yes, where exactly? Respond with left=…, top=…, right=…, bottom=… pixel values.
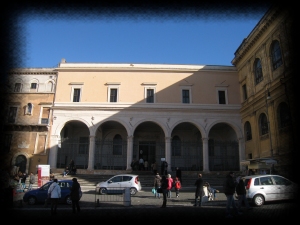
left=174, top=176, right=181, bottom=198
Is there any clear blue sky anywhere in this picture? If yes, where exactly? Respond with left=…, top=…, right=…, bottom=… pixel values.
left=21, top=8, right=269, bottom=68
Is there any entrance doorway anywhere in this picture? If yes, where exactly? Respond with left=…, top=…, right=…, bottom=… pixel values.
left=138, top=141, right=156, bottom=170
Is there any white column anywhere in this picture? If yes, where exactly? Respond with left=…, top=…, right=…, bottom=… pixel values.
left=48, top=135, right=59, bottom=169
left=127, top=135, right=133, bottom=171
left=165, top=136, right=171, bottom=172
left=87, top=135, right=95, bottom=170
left=202, top=138, right=209, bottom=173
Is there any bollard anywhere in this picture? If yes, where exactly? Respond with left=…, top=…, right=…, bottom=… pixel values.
left=96, top=199, right=100, bottom=207
left=123, top=188, right=131, bottom=206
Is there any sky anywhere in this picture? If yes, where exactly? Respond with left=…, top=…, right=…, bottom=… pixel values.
left=19, top=6, right=270, bottom=68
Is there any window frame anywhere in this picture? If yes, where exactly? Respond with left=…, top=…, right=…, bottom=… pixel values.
left=14, top=83, right=22, bottom=92
left=271, top=40, right=283, bottom=70
left=39, top=105, right=51, bottom=124
left=216, top=89, right=228, bottom=104
left=26, top=103, right=33, bottom=115
left=254, top=58, right=263, bottom=85
left=106, top=83, right=120, bottom=103
left=70, top=83, right=83, bottom=102
left=180, top=85, right=192, bottom=104
left=259, top=113, right=269, bottom=136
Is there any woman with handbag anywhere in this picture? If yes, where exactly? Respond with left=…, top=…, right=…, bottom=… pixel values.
left=153, top=173, right=161, bottom=198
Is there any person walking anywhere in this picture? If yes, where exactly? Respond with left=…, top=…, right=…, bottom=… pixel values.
left=194, top=173, right=204, bottom=207
left=174, top=177, right=181, bottom=198
left=153, top=173, right=161, bottom=198
left=70, top=178, right=81, bottom=214
left=176, top=167, right=182, bottom=184
left=235, top=175, right=252, bottom=212
left=48, top=178, right=61, bottom=216
left=151, top=161, right=157, bottom=175
left=166, top=174, right=173, bottom=198
left=28, top=172, right=35, bottom=191
left=160, top=175, right=168, bottom=208
left=139, top=157, right=144, bottom=171
left=223, top=171, right=242, bottom=218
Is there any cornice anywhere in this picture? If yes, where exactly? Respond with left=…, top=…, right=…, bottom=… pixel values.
left=232, top=5, right=283, bottom=66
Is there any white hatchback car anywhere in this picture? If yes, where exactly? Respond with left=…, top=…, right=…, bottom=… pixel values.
left=96, top=174, right=142, bottom=195
left=243, top=174, right=298, bottom=206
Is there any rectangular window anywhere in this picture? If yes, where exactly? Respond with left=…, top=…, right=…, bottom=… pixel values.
left=41, top=107, right=50, bottom=124
left=218, top=90, right=226, bottom=104
left=31, top=83, right=37, bottom=89
left=182, top=90, right=190, bottom=103
left=146, top=89, right=154, bottom=103
left=73, top=88, right=81, bottom=102
left=8, top=107, right=17, bottom=123
left=79, top=137, right=89, bottom=154
left=14, top=83, right=21, bottom=92
left=242, top=84, right=248, bottom=100
left=110, top=89, right=118, bottom=102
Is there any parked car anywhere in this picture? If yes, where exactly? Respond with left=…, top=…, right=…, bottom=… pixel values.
left=96, top=174, right=142, bottom=195
left=23, top=179, right=74, bottom=205
left=243, top=174, right=298, bottom=206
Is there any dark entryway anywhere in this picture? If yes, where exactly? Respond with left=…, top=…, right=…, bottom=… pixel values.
left=138, top=141, right=156, bottom=168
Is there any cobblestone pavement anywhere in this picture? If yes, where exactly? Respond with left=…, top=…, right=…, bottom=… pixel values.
left=8, top=186, right=298, bottom=222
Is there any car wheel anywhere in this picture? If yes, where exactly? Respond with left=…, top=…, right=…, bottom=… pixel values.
left=66, top=196, right=72, bottom=205
left=99, top=188, right=107, bottom=195
left=253, top=194, right=265, bottom=206
left=28, top=196, right=37, bottom=205
left=130, top=188, right=137, bottom=195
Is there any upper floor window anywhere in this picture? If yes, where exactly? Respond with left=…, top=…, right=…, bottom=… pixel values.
left=271, top=40, right=283, bottom=70
left=8, top=107, right=17, bottom=123
left=73, top=88, right=81, bottom=102
left=254, top=58, right=263, bottom=85
left=40, top=107, right=50, bottom=124
left=106, top=83, right=120, bottom=103
left=46, top=81, right=54, bottom=92
left=113, top=134, right=123, bottom=155
left=182, top=90, right=190, bottom=103
left=259, top=113, right=268, bottom=136
left=244, top=121, right=252, bottom=141
left=26, top=103, right=33, bottom=115
left=278, top=102, right=291, bottom=128
left=218, top=90, right=226, bottom=104
left=14, top=83, right=21, bottom=92
left=146, top=89, right=154, bottom=103
left=110, top=89, right=118, bottom=102
left=31, top=83, right=37, bottom=89
left=242, top=84, right=248, bottom=101
left=171, top=135, right=181, bottom=156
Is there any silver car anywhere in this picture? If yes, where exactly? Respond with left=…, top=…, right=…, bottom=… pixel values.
left=243, top=174, right=298, bottom=206
left=96, top=174, right=142, bottom=195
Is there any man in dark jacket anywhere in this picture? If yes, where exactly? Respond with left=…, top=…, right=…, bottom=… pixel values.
left=236, top=176, right=252, bottom=211
left=194, top=173, right=204, bottom=207
left=70, top=178, right=81, bottom=214
left=223, top=172, right=242, bottom=218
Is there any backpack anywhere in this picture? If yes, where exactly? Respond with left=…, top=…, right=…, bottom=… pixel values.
left=175, top=181, right=181, bottom=189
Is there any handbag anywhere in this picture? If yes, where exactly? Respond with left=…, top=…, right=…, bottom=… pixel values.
left=151, top=188, right=156, bottom=194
